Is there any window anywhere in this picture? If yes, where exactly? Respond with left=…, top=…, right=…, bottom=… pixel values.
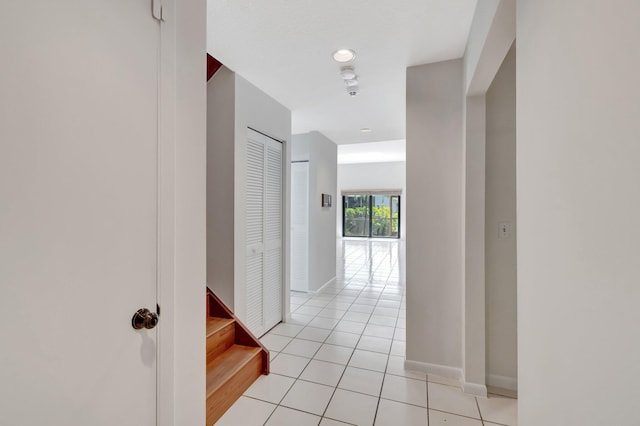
left=342, top=192, right=400, bottom=238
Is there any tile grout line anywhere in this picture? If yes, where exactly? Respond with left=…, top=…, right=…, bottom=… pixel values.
left=429, top=407, right=488, bottom=423
left=475, top=395, right=485, bottom=426
left=317, top=283, right=369, bottom=422
left=258, top=240, right=408, bottom=425
left=279, top=274, right=376, bottom=423
left=262, top=282, right=351, bottom=424
left=371, top=304, right=397, bottom=426
left=426, top=370, right=430, bottom=426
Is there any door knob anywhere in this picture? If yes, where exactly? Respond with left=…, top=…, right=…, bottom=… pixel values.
left=132, top=308, right=159, bottom=330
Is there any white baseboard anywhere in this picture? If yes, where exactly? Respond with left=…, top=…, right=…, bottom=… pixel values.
left=486, top=374, right=518, bottom=391
left=290, top=277, right=336, bottom=295
left=404, top=360, right=489, bottom=397
left=404, top=360, right=462, bottom=381
left=311, top=276, right=336, bottom=294
left=462, top=381, right=487, bottom=397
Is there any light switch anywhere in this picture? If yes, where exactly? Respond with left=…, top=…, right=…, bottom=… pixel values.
left=499, top=222, right=511, bottom=239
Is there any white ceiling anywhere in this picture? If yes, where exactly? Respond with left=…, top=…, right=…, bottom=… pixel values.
left=207, top=0, right=478, bottom=145
left=338, top=140, right=406, bottom=164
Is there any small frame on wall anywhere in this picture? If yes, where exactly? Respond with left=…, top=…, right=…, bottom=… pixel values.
left=322, top=194, right=332, bottom=207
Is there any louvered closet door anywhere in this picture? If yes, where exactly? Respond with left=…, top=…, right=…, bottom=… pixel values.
left=245, top=134, right=264, bottom=333
left=245, top=128, right=283, bottom=336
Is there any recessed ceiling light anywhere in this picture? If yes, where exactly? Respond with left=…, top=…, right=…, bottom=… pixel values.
left=332, top=49, right=356, bottom=63
left=360, top=128, right=372, bottom=133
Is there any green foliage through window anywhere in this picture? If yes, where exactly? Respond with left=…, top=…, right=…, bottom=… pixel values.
left=343, top=194, right=400, bottom=238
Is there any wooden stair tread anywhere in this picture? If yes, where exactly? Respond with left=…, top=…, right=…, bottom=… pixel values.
left=206, top=345, right=261, bottom=398
left=207, top=317, right=235, bottom=337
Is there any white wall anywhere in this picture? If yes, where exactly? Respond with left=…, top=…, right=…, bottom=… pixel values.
left=461, top=0, right=515, bottom=395
left=206, top=69, right=292, bottom=323
left=234, top=75, right=292, bottom=323
left=485, top=43, right=517, bottom=389
left=517, top=1, right=640, bottom=424
left=336, top=162, right=406, bottom=240
left=291, top=138, right=310, bottom=161
left=406, top=59, right=464, bottom=370
left=463, top=94, right=487, bottom=393
left=464, top=0, right=500, bottom=92
left=173, top=1, right=207, bottom=423
left=464, top=0, right=515, bottom=95
left=404, top=5, right=515, bottom=393
left=0, top=0, right=206, bottom=423
left=292, top=131, right=337, bottom=292
left=207, top=67, right=236, bottom=307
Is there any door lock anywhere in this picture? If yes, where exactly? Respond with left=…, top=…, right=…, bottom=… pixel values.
left=132, top=308, right=159, bottom=330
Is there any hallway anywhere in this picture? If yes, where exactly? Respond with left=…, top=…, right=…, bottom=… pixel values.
left=217, top=239, right=516, bottom=425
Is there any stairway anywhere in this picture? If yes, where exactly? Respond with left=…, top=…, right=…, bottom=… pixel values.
left=207, top=54, right=223, bottom=81
left=206, top=288, right=269, bottom=425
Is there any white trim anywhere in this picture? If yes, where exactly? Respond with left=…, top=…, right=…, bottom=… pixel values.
left=312, top=277, right=336, bottom=295
left=462, top=94, right=487, bottom=396
left=289, top=276, right=337, bottom=296
left=404, top=360, right=489, bottom=397
left=341, top=189, right=403, bottom=196
left=404, top=360, right=462, bottom=381
left=462, top=381, right=488, bottom=398
left=282, top=137, right=290, bottom=327
left=160, top=0, right=207, bottom=423
left=465, top=0, right=516, bottom=95
left=487, top=374, right=518, bottom=391
left=157, top=1, right=176, bottom=423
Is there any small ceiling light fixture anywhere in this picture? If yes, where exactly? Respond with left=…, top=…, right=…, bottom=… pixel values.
left=360, top=128, right=372, bottom=133
left=334, top=51, right=360, bottom=96
left=339, top=65, right=360, bottom=96
left=344, top=78, right=359, bottom=87
left=340, top=66, right=356, bottom=80
left=332, top=48, right=356, bottom=63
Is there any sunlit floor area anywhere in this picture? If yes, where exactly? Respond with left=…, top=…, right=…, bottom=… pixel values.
left=217, top=239, right=517, bottom=425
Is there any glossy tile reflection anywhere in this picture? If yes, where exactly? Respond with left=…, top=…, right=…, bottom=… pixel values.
left=217, top=239, right=517, bottom=425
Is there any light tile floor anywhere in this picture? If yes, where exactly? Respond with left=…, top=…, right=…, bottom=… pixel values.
left=217, top=239, right=517, bottom=426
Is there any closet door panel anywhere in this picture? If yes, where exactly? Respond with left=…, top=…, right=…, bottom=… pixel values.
left=245, top=135, right=265, bottom=332
left=246, top=254, right=264, bottom=332
left=243, top=129, right=283, bottom=336
left=263, top=139, right=283, bottom=331
left=263, top=249, right=282, bottom=328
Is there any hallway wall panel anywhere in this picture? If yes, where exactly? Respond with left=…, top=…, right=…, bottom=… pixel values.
left=406, top=59, right=464, bottom=369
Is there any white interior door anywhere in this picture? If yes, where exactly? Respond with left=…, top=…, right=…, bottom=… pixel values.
left=291, top=162, right=309, bottom=292
left=245, top=129, right=283, bottom=336
left=0, top=1, right=160, bottom=424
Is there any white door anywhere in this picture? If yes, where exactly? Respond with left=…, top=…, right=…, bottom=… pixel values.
left=245, top=129, right=283, bottom=336
left=0, top=1, right=161, bottom=424
left=291, top=162, right=309, bottom=292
